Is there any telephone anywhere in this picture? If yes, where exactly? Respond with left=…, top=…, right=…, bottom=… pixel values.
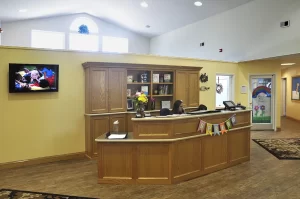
left=223, top=101, right=246, bottom=111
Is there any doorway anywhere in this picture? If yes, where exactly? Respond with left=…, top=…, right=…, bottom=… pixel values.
left=281, top=78, right=287, bottom=116
left=215, top=74, right=234, bottom=108
left=249, top=75, right=275, bottom=130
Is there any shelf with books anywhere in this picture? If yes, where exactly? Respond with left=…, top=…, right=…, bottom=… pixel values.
left=152, top=71, right=174, bottom=84
left=127, top=70, right=151, bottom=84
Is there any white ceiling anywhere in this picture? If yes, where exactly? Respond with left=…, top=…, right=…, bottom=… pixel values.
left=0, top=0, right=254, bottom=37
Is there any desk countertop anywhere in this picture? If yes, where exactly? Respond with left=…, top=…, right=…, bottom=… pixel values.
left=131, top=109, right=251, bottom=121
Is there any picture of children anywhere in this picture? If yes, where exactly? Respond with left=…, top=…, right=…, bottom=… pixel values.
left=13, top=65, right=57, bottom=91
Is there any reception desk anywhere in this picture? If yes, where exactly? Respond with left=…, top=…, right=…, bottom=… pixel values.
left=95, top=110, right=251, bottom=184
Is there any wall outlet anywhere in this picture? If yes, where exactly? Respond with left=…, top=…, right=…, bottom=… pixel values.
left=200, top=42, right=205, bottom=47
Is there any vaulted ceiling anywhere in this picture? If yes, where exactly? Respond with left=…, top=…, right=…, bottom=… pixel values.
left=0, top=0, right=254, bottom=37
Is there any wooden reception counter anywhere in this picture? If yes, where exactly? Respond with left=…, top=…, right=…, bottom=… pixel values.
left=95, top=110, right=251, bottom=184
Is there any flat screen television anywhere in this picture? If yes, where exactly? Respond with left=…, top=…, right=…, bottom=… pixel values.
left=9, top=63, right=59, bottom=93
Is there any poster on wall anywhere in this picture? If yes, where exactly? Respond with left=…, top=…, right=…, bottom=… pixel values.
left=291, top=76, right=300, bottom=100
left=252, top=86, right=271, bottom=123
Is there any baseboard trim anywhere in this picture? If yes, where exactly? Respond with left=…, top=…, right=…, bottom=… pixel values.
left=0, top=152, right=86, bottom=170
left=285, top=116, right=300, bottom=122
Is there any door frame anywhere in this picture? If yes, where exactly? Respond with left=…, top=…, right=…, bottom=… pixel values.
left=215, top=73, right=235, bottom=108
left=281, top=78, right=287, bottom=116
left=248, top=74, right=276, bottom=131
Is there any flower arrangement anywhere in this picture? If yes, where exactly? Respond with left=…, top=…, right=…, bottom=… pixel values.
left=134, top=91, right=148, bottom=107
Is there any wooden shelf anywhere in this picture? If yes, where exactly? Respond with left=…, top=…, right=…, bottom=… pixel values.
left=127, top=82, right=150, bottom=85
left=152, top=95, right=173, bottom=97
left=152, top=83, right=173, bottom=85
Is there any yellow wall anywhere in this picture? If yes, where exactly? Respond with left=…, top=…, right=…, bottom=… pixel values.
left=282, top=65, right=300, bottom=120
left=0, top=46, right=282, bottom=164
left=237, top=61, right=282, bottom=128
left=0, top=46, right=238, bottom=163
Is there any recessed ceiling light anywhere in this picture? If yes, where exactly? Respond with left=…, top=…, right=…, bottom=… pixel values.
left=140, top=1, right=148, bottom=8
left=146, top=25, right=151, bottom=28
left=194, top=1, right=203, bottom=7
left=19, top=9, right=28, bottom=13
left=281, top=63, right=296, bottom=66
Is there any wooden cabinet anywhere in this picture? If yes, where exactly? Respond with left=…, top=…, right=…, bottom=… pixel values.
left=175, top=70, right=199, bottom=107
left=85, top=67, right=126, bottom=114
left=85, top=114, right=126, bottom=158
left=83, top=62, right=202, bottom=159
left=188, top=71, right=200, bottom=107
left=86, top=68, right=109, bottom=113
left=109, top=68, right=127, bottom=112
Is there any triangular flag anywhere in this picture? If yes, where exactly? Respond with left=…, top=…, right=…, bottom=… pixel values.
left=197, top=120, right=206, bottom=133
left=231, top=114, right=237, bottom=125
left=220, top=122, right=227, bottom=135
left=213, top=124, right=221, bottom=136
left=225, top=119, right=232, bottom=130
left=206, top=123, right=213, bottom=136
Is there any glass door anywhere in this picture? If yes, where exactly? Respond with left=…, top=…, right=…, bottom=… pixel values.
left=250, top=75, right=274, bottom=130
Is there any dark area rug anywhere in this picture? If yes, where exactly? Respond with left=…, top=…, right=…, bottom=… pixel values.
left=252, top=138, right=300, bottom=160
left=0, top=189, right=99, bottom=199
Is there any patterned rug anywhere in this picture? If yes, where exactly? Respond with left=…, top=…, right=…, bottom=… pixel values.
left=0, top=189, right=99, bottom=199
left=252, top=138, right=300, bottom=160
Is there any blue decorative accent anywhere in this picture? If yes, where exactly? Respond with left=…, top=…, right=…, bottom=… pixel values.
left=78, top=24, right=89, bottom=34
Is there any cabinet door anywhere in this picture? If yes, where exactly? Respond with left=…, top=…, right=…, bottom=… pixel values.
left=89, top=68, right=109, bottom=113
left=175, top=71, right=188, bottom=107
left=188, top=71, right=199, bottom=107
left=91, top=116, right=110, bottom=156
left=110, top=114, right=127, bottom=132
left=108, top=68, right=127, bottom=112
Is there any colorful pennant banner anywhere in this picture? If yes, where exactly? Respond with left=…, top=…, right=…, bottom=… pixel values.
left=197, top=114, right=237, bottom=136
left=197, top=120, right=206, bottom=133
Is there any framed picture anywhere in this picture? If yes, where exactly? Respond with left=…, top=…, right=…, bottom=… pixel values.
left=161, top=101, right=171, bottom=109
left=291, top=76, right=300, bottom=100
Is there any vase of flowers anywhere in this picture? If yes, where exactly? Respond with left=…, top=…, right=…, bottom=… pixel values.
left=150, top=97, right=156, bottom=110
left=134, top=91, right=148, bottom=117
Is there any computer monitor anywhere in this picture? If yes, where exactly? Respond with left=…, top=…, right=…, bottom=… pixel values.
left=223, top=101, right=236, bottom=109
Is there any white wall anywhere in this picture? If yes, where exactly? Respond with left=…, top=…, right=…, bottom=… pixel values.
left=150, top=0, right=300, bottom=62
left=2, top=13, right=150, bottom=54
left=0, top=21, right=2, bottom=45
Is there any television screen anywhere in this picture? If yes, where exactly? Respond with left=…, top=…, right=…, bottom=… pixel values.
left=9, top=63, right=59, bottom=93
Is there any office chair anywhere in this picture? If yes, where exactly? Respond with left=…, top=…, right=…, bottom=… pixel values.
left=160, top=108, right=171, bottom=116
left=198, top=104, right=207, bottom=110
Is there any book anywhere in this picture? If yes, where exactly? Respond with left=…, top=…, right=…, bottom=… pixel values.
left=153, top=74, right=159, bottom=83
left=141, top=86, right=149, bottom=95
left=164, top=74, right=171, bottom=82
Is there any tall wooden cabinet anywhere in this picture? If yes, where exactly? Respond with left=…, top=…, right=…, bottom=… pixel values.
left=83, top=62, right=202, bottom=158
left=85, top=67, right=126, bottom=114
left=175, top=70, right=199, bottom=107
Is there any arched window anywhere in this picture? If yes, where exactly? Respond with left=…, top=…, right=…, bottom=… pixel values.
left=69, top=17, right=99, bottom=51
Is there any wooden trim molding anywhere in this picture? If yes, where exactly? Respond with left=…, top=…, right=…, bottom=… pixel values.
left=82, top=62, right=203, bottom=71
left=0, top=152, right=86, bottom=170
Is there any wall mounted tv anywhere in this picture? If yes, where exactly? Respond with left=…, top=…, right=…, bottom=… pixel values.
left=9, top=63, right=59, bottom=93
